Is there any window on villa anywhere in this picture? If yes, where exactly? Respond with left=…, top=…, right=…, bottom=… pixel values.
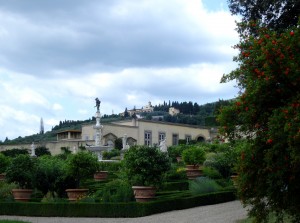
left=144, top=131, right=152, bottom=146
left=172, top=134, right=178, bottom=146
left=158, top=132, right=166, bottom=143
left=185, top=135, right=191, bottom=144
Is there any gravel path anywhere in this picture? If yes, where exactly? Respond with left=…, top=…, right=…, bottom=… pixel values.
left=0, top=200, right=248, bottom=223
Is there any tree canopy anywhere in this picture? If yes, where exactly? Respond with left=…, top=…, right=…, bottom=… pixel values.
left=228, top=0, right=300, bottom=34
left=218, top=19, right=300, bottom=222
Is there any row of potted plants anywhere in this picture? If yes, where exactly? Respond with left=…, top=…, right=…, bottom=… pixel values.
left=1, top=142, right=240, bottom=203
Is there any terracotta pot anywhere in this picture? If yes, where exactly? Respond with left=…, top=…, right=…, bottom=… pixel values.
left=94, top=171, right=108, bottom=181
left=132, top=186, right=156, bottom=202
left=65, top=189, right=88, bottom=202
left=0, top=173, right=6, bottom=181
left=12, top=189, right=33, bottom=202
left=186, top=165, right=203, bottom=180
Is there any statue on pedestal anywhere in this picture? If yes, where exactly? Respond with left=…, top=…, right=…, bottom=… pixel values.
left=159, top=138, right=168, bottom=153
left=122, top=134, right=127, bottom=150
left=95, top=98, right=101, bottom=111
left=31, top=142, right=36, bottom=157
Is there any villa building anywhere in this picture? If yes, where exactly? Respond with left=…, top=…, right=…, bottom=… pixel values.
left=0, top=118, right=218, bottom=155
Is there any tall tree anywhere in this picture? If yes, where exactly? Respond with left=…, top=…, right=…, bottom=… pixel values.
left=40, top=117, right=44, bottom=134
left=228, top=0, right=300, bottom=34
left=124, top=107, right=129, bottom=118
left=218, top=21, right=300, bottom=222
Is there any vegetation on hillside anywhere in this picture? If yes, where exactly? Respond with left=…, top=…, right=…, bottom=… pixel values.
left=1, top=99, right=231, bottom=145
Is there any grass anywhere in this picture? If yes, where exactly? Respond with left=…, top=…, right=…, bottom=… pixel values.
left=0, top=220, right=31, bottom=223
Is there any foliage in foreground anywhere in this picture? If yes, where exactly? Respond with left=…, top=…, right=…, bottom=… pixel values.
left=218, top=21, right=300, bottom=222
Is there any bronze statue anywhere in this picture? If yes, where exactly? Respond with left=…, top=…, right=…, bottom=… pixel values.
left=95, top=98, right=101, bottom=111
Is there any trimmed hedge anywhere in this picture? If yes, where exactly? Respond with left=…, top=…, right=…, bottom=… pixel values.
left=0, top=190, right=236, bottom=217
left=161, top=180, right=189, bottom=191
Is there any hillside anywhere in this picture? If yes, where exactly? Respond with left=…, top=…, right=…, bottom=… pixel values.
left=1, top=99, right=232, bottom=145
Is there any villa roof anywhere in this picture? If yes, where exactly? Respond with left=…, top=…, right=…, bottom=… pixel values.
left=56, top=129, right=82, bottom=134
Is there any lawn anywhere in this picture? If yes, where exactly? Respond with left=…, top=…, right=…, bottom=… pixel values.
left=0, top=220, right=31, bottom=223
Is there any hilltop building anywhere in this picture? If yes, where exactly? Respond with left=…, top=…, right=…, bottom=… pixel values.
left=119, top=101, right=154, bottom=116
left=169, top=107, right=180, bottom=116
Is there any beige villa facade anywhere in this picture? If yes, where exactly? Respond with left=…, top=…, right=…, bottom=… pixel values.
left=0, top=119, right=218, bottom=155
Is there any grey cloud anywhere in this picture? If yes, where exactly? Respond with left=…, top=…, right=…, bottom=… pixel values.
left=0, top=0, right=234, bottom=77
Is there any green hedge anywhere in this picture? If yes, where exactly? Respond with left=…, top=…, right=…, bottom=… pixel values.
left=161, top=180, right=189, bottom=191
left=0, top=190, right=236, bottom=217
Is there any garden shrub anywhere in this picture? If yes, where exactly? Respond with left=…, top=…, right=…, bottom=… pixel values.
left=35, top=156, right=66, bottom=197
left=102, top=149, right=120, bottom=160
left=203, top=142, right=246, bottom=179
left=0, top=182, right=17, bottom=201
left=202, top=166, right=222, bottom=179
left=165, top=163, right=187, bottom=181
left=189, top=177, right=221, bottom=195
left=0, top=153, right=10, bottom=173
left=203, top=152, right=232, bottom=178
left=1, top=149, right=28, bottom=158
left=97, top=160, right=122, bottom=172
left=167, top=145, right=186, bottom=162
left=161, top=181, right=189, bottom=191
left=98, top=179, right=134, bottom=203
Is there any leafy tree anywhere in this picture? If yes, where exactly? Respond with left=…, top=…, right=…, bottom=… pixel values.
left=5, top=154, right=36, bottom=189
left=218, top=21, right=300, bottom=222
left=35, top=156, right=66, bottom=196
left=65, top=151, right=98, bottom=188
left=123, top=146, right=171, bottom=187
left=228, top=0, right=300, bottom=34
left=124, top=107, right=129, bottom=118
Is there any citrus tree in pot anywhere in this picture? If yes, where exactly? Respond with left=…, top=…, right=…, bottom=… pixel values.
left=94, top=161, right=110, bottom=181
left=5, top=154, right=36, bottom=202
left=65, top=151, right=98, bottom=201
left=123, top=145, right=171, bottom=202
left=182, top=145, right=206, bottom=180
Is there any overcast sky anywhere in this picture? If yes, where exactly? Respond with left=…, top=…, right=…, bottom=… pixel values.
left=0, top=0, right=240, bottom=141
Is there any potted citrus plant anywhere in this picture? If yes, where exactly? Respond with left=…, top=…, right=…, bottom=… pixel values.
left=182, top=145, right=206, bottom=179
left=123, top=145, right=171, bottom=202
left=5, top=154, right=36, bottom=202
left=65, top=151, right=98, bottom=201
left=94, top=161, right=109, bottom=181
